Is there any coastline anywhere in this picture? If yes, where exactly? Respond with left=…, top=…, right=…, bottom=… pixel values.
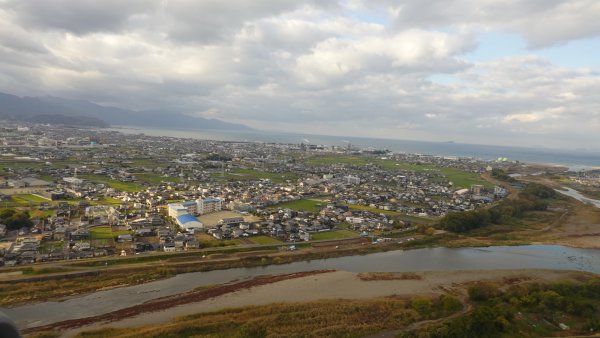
left=107, top=125, right=600, bottom=169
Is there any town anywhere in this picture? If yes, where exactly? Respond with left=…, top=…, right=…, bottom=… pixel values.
left=0, top=122, right=512, bottom=266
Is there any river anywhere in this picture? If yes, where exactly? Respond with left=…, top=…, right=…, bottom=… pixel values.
left=4, top=245, right=600, bottom=329
left=556, top=187, right=600, bottom=208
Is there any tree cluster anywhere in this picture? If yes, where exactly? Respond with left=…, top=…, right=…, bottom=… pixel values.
left=406, top=278, right=600, bottom=337
left=490, top=168, right=515, bottom=182
left=0, top=209, right=33, bottom=230
left=438, top=183, right=554, bottom=233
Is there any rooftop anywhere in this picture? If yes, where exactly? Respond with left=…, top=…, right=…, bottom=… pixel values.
left=176, top=214, right=201, bottom=224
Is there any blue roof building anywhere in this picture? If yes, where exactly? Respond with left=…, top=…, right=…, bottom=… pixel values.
left=176, top=214, right=203, bottom=231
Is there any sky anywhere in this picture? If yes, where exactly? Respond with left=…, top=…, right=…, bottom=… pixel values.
left=0, top=0, right=599, bottom=150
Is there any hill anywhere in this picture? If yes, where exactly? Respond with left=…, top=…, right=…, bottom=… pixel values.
left=0, top=92, right=252, bottom=130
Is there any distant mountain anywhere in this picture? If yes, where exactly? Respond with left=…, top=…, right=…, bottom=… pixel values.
left=0, top=92, right=252, bottom=130
left=28, top=114, right=109, bottom=128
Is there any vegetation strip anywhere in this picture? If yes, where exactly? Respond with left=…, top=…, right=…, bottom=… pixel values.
left=69, top=295, right=464, bottom=338
left=23, top=270, right=335, bottom=334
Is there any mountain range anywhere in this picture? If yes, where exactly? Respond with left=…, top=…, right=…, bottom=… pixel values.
left=0, top=92, right=252, bottom=130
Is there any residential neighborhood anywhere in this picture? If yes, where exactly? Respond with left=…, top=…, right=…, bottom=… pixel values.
left=0, top=122, right=514, bottom=266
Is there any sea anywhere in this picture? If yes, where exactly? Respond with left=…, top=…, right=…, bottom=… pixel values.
left=109, top=126, right=600, bottom=170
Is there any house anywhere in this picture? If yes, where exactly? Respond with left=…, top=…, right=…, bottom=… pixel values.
left=135, top=228, right=154, bottom=237
left=70, top=229, right=90, bottom=240
left=174, top=235, right=188, bottom=248
left=117, top=234, right=133, bottom=243
left=74, top=242, right=91, bottom=251
left=163, top=243, right=176, bottom=252
left=185, top=240, right=199, bottom=250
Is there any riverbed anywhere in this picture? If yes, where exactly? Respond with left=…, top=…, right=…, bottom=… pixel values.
left=556, top=187, right=600, bottom=208
left=5, top=244, right=600, bottom=329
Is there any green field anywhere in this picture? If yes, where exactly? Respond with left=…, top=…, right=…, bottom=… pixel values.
left=89, top=227, right=114, bottom=240
left=272, top=199, right=325, bottom=212
left=95, top=197, right=123, bottom=205
left=29, top=209, right=55, bottom=218
left=310, top=229, right=358, bottom=241
left=80, top=175, right=144, bottom=192
left=90, top=226, right=132, bottom=240
left=4, top=194, right=117, bottom=208
left=134, top=173, right=179, bottom=185
left=435, top=168, right=492, bottom=188
left=250, top=236, right=283, bottom=245
left=5, top=194, right=51, bottom=207
left=40, top=240, right=65, bottom=253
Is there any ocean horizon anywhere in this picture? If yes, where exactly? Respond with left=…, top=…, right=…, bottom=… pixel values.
left=109, top=126, right=600, bottom=170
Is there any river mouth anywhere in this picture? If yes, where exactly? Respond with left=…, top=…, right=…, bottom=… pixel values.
left=5, top=244, right=600, bottom=329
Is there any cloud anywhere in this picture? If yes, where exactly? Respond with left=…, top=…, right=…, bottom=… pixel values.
left=4, top=0, right=158, bottom=34
left=377, top=0, right=600, bottom=48
left=0, top=0, right=598, bottom=149
left=293, top=29, right=475, bottom=86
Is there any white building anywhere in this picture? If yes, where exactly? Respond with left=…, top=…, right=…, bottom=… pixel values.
left=345, top=176, right=361, bottom=185
left=63, top=177, right=83, bottom=185
left=196, top=197, right=222, bottom=215
left=168, top=201, right=198, bottom=218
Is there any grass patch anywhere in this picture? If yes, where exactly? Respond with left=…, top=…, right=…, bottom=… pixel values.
left=79, top=175, right=144, bottom=192
left=271, top=199, right=325, bottom=212
left=311, top=230, right=358, bottom=241
left=9, top=194, right=51, bottom=207
left=202, top=239, right=241, bottom=248
left=133, top=173, right=179, bottom=185
left=249, top=236, right=283, bottom=245
left=89, top=227, right=114, bottom=240
left=435, top=167, right=492, bottom=189
left=73, top=296, right=459, bottom=338
left=95, top=197, right=122, bottom=205
left=40, top=241, right=65, bottom=252
left=89, top=227, right=132, bottom=241
left=22, top=267, right=72, bottom=276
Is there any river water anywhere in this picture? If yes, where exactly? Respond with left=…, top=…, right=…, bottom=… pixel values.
left=4, top=245, right=600, bottom=329
left=556, top=187, right=600, bottom=208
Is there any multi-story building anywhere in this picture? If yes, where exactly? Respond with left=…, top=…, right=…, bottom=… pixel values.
left=196, top=197, right=222, bottom=215
left=168, top=201, right=198, bottom=218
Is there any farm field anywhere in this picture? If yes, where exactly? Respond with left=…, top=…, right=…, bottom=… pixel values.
left=310, top=230, right=358, bottom=241
left=249, top=236, right=283, bottom=245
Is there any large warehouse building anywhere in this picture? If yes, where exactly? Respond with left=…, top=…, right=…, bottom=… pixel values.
left=176, top=214, right=204, bottom=232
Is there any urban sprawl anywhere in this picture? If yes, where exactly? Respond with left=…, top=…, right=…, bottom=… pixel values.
left=1, top=122, right=562, bottom=266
